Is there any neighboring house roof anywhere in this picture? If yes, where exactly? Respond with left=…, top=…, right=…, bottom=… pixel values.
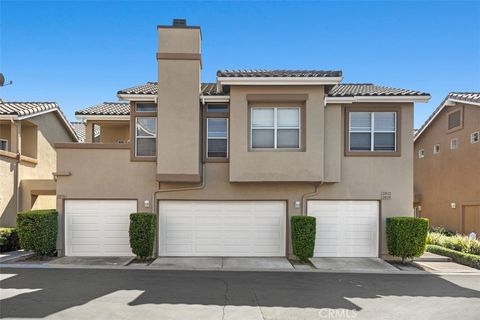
left=216, top=69, right=343, bottom=78
left=70, top=122, right=100, bottom=142
left=0, top=101, right=58, bottom=117
left=75, top=102, right=130, bottom=116
left=328, top=83, right=429, bottom=97
left=0, top=101, right=78, bottom=141
left=117, top=82, right=225, bottom=96
left=414, top=92, right=480, bottom=142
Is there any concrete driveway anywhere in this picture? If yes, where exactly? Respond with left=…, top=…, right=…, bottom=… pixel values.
left=150, top=257, right=294, bottom=270
left=310, top=258, right=398, bottom=272
left=1, top=268, right=479, bottom=320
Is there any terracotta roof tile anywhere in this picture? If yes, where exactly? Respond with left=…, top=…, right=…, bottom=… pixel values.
left=216, top=69, right=342, bottom=78
left=75, top=102, right=130, bottom=116
left=0, top=101, right=58, bottom=116
left=328, top=83, right=429, bottom=97
left=117, top=82, right=225, bottom=96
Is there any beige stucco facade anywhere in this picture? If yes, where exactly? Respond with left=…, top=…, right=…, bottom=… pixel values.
left=0, top=111, right=75, bottom=226
left=54, top=21, right=423, bottom=257
left=414, top=102, right=480, bottom=233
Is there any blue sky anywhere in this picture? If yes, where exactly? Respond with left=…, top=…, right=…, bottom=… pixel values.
left=1, top=0, right=479, bottom=127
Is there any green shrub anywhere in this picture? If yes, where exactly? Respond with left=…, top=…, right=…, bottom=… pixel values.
left=0, top=228, right=20, bottom=252
left=291, top=216, right=316, bottom=262
left=427, top=232, right=480, bottom=255
left=16, top=209, right=58, bottom=256
left=386, top=217, right=429, bottom=263
left=427, top=245, right=480, bottom=269
left=129, top=213, right=156, bottom=260
left=430, top=226, right=455, bottom=236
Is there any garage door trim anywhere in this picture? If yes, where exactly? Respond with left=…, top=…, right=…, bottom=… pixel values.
left=307, top=199, right=381, bottom=258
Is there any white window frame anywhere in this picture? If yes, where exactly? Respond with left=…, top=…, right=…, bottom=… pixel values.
left=450, top=138, right=458, bottom=150
left=471, top=131, right=479, bottom=144
left=433, top=144, right=440, bottom=154
left=348, top=112, right=397, bottom=152
left=135, top=117, right=157, bottom=157
left=418, top=149, right=425, bottom=158
left=206, top=118, right=229, bottom=159
left=0, top=139, right=8, bottom=151
left=250, top=107, right=301, bottom=150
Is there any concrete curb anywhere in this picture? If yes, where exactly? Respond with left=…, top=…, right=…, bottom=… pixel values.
left=0, top=251, right=35, bottom=264
left=0, top=262, right=465, bottom=275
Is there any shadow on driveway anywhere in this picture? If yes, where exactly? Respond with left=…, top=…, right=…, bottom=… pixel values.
left=1, top=268, right=479, bottom=318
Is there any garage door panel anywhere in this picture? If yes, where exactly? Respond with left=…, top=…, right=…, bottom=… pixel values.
left=160, top=201, right=286, bottom=257
left=65, top=200, right=136, bottom=256
left=308, top=200, right=379, bottom=257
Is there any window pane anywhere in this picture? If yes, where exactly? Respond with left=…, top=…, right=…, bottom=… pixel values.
left=374, top=133, right=395, bottom=151
left=207, top=104, right=228, bottom=113
left=207, top=139, right=227, bottom=158
left=350, top=132, right=371, bottom=151
left=277, top=129, right=299, bottom=148
left=207, top=118, right=227, bottom=138
left=136, top=102, right=157, bottom=112
left=136, top=118, right=156, bottom=137
left=252, top=109, right=274, bottom=127
left=277, top=108, right=299, bottom=127
left=252, top=129, right=274, bottom=148
left=374, top=112, right=395, bottom=131
left=350, top=112, right=371, bottom=131
left=136, top=138, right=156, bottom=156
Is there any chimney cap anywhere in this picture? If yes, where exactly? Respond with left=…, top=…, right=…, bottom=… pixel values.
left=173, top=19, right=187, bottom=27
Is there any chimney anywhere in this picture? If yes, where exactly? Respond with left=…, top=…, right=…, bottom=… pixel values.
left=156, top=19, right=202, bottom=183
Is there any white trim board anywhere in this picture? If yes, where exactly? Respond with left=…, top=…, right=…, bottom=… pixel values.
left=325, top=95, right=430, bottom=104
left=217, top=76, right=343, bottom=86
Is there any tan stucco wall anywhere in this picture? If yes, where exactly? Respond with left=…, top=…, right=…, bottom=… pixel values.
left=0, top=112, right=75, bottom=226
left=85, top=120, right=129, bottom=143
left=229, top=86, right=325, bottom=182
left=0, top=122, right=10, bottom=148
left=156, top=27, right=202, bottom=180
left=414, top=103, right=480, bottom=233
left=55, top=101, right=415, bottom=255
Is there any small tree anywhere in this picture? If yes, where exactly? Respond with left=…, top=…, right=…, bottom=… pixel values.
left=291, top=216, right=316, bottom=262
left=386, top=217, right=429, bottom=263
left=129, top=213, right=156, bottom=260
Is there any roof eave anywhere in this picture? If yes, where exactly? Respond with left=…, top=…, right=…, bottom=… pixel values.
left=217, top=76, right=343, bottom=86
left=325, top=95, right=431, bottom=104
left=76, top=114, right=131, bottom=121
left=117, top=93, right=157, bottom=102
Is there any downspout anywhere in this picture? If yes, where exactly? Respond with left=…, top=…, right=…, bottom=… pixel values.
left=12, top=118, right=20, bottom=215
left=300, top=181, right=324, bottom=216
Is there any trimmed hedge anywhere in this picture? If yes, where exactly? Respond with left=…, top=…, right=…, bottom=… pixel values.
left=17, top=209, right=58, bottom=256
left=386, top=217, right=429, bottom=263
left=427, top=245, right=480, bottom=270
left=129, top=213, right=156, bottom=260
left=0, top=228, right=20, bottom=252
left=291, top=216, right=316, bottom=262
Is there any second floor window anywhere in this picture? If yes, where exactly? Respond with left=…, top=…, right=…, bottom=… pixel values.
left=135, top=117, right=156, bottom=157
left=251, top=107, right=300, bottom=149
left=207, top=118, right=228, bottom=158
left=349, top=111, right=397, bottom=152
left=0, top=139, right=8, bottom=151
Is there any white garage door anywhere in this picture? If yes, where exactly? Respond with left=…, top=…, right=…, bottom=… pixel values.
left=159, top=201, right=286, bottom=257
left=65, top=200, right=137, bottom=256
left=307, top=200, right=379, bottom=257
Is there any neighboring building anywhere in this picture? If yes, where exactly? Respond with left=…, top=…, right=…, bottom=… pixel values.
left=70, top=121, right=101, bottom=142
left=0, top=102, right=78, bottom=226
left=55, top=19, right=430, bottom=258
left=414, top=93, right=480, bottom=234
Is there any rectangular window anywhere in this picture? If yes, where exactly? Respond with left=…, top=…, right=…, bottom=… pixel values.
left=135, top=117, right=156, bottom=157
left=418, top=149, right=425, bottom=158
left=472, top=131, right=479, bottom=144
left=136, top=102, right=157, bottom=112
left=349, top=112, right=396, bottom=152
left=450, top=138, right=458, bottom=150
left=251, top=107, right=300, bottom=149
left=207, top=118, right=228, bottom=158
left=0, top=139, right=8, bottom=151
left=207, top=104, right=229, bottom=113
